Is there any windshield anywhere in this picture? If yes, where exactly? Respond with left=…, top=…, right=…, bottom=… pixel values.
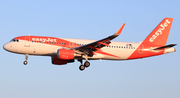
left=10, top=39, right=19, bottom=42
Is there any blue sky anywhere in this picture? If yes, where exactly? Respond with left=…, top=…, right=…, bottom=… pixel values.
left=0, top=0, right=180, bottom=98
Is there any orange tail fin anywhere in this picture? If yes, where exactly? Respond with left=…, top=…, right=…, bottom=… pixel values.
left=142, top=18, right=173, bottom=46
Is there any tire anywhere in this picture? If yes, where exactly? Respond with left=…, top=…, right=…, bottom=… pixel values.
left=23, top=61, right=28, bottom=65
left=84, top=61, right=90, bottom=67
left=79, top=65, right=85, bottom=71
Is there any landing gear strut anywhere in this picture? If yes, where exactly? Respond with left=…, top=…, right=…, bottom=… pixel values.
left=23, top=54, right=28, bottom=65
left=78, top=59, right=90, bottom=71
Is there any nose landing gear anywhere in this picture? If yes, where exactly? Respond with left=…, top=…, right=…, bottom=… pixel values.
left=23, top=61, right=28, bottom=65
left=23, top=54, right=28, bottom=65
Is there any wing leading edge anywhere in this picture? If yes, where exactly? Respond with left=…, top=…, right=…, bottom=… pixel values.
left=73, top=23, right=125, bottom=56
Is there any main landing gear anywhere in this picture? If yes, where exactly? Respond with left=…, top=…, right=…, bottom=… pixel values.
left=78, top=60, right=90, bottom=71
left=23, top=54, right=28, bottom=65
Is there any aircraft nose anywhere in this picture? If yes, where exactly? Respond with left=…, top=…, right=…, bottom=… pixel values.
left=3, top=43, right=11, bottom=51
left=3, top=43, right=8, bottom=51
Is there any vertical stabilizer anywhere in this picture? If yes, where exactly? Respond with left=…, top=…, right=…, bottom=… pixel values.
left=142, top=18, right=173, bottom=46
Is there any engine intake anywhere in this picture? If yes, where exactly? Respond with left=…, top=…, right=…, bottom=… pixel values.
left=57, top=49, right=75, bottom=60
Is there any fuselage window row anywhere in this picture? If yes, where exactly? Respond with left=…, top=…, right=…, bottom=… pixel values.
left=29, top=41, right=136, bottom=49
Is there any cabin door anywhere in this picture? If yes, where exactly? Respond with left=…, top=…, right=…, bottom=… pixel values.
left=138, top=44, right=143, bottom=54
left=24, top=37, right=30, bottom=47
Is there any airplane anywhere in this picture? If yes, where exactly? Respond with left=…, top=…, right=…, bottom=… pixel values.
left=3, top=18, right=177, bottom=71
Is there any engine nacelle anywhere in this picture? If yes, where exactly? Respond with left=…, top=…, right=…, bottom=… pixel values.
left=57, top=49, right=75, bottom=60
left=51, top=56, right=74, bottom=65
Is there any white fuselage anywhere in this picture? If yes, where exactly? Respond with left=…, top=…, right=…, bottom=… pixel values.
left=4, top=38, right=140, bottom=60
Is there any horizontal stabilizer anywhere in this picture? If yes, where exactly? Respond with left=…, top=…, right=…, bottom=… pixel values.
left=153, top=44, right=177, bottom=50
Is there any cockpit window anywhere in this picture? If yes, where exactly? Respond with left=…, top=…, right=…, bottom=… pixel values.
left=10, top=39, right=19, bottom=42
left=10, top=39, right=15, bottom=42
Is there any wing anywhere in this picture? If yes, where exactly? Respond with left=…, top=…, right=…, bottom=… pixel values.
left=73, top=23, right=125, bottom=56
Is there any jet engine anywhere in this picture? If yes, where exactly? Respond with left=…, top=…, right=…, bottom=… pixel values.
left=57, top=49, right=75, bottom=60
left=51, top=56, right=74, bottom=65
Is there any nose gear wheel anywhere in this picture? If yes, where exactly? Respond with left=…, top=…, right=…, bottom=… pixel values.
left=23, top=54, right=28, bottom=65
left=23, top=61, right=28, bottom=65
